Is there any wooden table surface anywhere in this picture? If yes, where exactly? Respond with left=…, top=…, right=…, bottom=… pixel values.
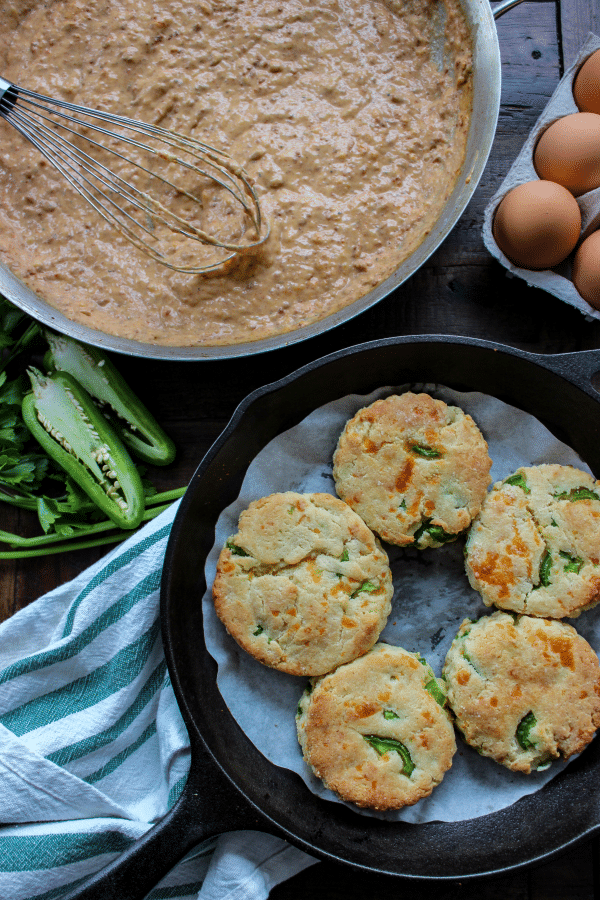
left=2, top=1, right=600, bottom=897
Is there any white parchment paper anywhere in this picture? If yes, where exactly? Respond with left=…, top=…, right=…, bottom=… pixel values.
left=201, top=385, right=600, bottom=823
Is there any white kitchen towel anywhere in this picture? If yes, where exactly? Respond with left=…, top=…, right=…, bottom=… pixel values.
left=0, top=502, right=315, bottom=899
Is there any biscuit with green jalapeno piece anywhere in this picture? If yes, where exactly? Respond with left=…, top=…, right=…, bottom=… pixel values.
left=332, top=392, right=492, bottom=549
left=212, top=492, right=393, bottom=676
left=443, top=612, right=600, bottom=773
left=465, top=464, right=600, bottom=618
left=296, top=643, right=456, bottom=810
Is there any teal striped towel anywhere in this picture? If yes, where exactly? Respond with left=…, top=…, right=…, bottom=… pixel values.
left=0, top=502, right=314, bottom=899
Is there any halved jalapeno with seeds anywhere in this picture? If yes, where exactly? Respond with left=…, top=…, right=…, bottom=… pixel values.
left=44, top=332, right=175, bottom=466
left=22, top=369, right=144, bottom=529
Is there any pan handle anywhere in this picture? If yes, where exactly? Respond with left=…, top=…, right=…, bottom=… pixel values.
left=60, top=746, right=272, bottom=900
left=539, top=348, right=600, bottom=391
left=492, top=0, right=527, bottom=19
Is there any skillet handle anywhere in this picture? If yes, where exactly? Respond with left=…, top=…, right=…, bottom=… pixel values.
left=60, top=746, right=271, bottom=900
left=539, top=348, right=600, bottom=390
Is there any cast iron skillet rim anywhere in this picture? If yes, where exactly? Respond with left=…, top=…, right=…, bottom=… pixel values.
left=162, top=334, right=600, bottom=881
left=181, top=334, right=600, bottom=446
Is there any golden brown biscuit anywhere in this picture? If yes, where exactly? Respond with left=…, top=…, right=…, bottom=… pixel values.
left=212, top=492, right=393, bottom=676
left=443, top=612, right=600, bottom=773
left=296, top=643, right=456, bottom=810
left=332, top=392, right=492, bottom=548
left=465, top=464, right=600, bottom=618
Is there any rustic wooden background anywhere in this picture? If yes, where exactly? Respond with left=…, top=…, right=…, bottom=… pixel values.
left=2, top=0, right=600, bottom=897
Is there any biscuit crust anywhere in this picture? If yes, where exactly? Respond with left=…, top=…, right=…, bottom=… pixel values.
left=443, top=612, right=600, bottom=773
left=296, top=643, right=456, bottom=809
left=212, top=492, right=393, bottom=676
left=465, top=464, right=600, bottom=618
left=332, top=392, right=492, bottom=548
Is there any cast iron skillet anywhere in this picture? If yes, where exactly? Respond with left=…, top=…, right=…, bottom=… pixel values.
left=65, top=336, right=600, bottom=899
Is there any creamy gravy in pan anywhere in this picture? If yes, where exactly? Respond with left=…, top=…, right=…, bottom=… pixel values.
left=0, top=0, right=472, bottom=347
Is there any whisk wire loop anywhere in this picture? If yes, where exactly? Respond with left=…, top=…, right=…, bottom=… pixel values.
left=0, top=78, right=269, bottom=273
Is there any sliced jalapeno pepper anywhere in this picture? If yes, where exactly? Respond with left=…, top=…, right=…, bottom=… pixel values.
left=22, top=369, right=144, bottom=529
left=410, top=444, right=442, bottom=459
left=560, top=550, right=584, bottom=574
left=413, top=518, right=455, bottom=546
left=44, top=333, right=175, bottom=466
left=363, top=734, right=415, bottom=776
left=538, top=548, right=552, bottom=587
left=554, top=486, right=600, bottom=502
left=516, top=711, right=537, bottom=750
left=503, top=472, right=530, bottom=493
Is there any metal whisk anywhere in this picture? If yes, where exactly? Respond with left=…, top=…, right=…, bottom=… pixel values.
left=0, top=77, right=269, bottom=274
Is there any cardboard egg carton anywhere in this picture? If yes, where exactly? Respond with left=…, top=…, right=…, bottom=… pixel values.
left=483, top=33, right=600, bottom=320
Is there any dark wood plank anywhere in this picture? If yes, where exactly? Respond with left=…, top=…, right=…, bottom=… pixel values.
left=560, top=0, right=600, bottom=67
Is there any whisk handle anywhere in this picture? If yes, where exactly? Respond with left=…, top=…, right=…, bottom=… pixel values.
left=0, top=77, right=18, bottom=113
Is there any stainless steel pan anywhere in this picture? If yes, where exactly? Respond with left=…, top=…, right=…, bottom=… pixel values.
left=0, top=0, right=522, bottom=361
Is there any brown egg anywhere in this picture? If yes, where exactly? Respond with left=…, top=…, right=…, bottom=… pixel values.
left=492, top=180, right=581, bottom=270
left=533, top=112, right=600, bottom=196
left=573, top=49, right=600, bottom=115
left=572, top=230, right=600, bottom=309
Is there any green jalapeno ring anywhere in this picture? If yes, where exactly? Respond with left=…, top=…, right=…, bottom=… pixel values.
left=538, top=549, right=552, bottom=588
left=413, top=518, right=455, bottom=546
left=410, top=444, right=442, bottom=459
left=516, top=711, right=537, bottom=751
left=44, top=333, right=176, bottom=466
left=363, top=734, right=415, bottom=777
left=554, top=486, right=600, bottom=502
left=226, top=539, right=250, bottom=557
left=503, top=472, right=530, bottom=493
left=560, top=550, right=584, bottom=574
left=23, top=370, right=145, bottom=530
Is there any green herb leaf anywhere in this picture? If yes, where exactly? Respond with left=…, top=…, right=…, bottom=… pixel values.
left=350, top=580, right=378, bottom=598
left=363, top=735, right=415, bottom=776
